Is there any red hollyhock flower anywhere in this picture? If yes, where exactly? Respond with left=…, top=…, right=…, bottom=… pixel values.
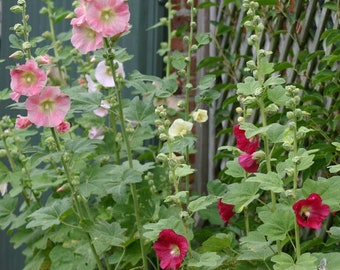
left=218, top=198, right=235, bottom=223
left=153, top=229, right=188, bottom=270
left=238, top=153, right=259, bottom=173
left=292, top=193, right=330, bottom=229
left=233, top=124, right=260, bottom=154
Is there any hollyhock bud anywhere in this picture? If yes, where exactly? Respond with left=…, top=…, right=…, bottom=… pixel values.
left=15, top=115, right=32, bottom=129
left=55, top=121, right=70, bottom=133
left=292, top=193, right=330, bottom=229
left=238, top=153, right=259, bottom=173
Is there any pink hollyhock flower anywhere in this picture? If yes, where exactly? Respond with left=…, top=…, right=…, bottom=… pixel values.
left=88, top=126, right=104, bottom=140
left=153, top=229, right=188, bottom=270
left=94, top=60, right=125, bottom=87
left=218, top=198, right=235, bottom=223
left=55, top=121, right=71, bottom=133
left=93, top=100, right=110, bottom=117
left=10, top=60, right=47, bottom=102
left=234, top=124, right=260, bottom=154
left=85, top=0, right=130, bottom=38
left=71, top=5, right=103, bottom=54
left=15, top=115, right=33, bottom=129
left=86, top=74, right=99, bottom=93
left=238, top=153, right=259, bottom=173
left=26, top=86, right=71, bottom=127
left=292, top=193, right=330, bottom=229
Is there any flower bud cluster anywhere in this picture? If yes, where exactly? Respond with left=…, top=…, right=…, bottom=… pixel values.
left=155, top=105, right=170, bottom=141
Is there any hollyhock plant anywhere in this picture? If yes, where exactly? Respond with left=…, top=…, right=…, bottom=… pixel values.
left=95, top=60, right=125, bottom=87
left=233, top=124, right=260, bottom=154
left=153, top=229, right=188, bottom=270
left=10, top=59, right=47, bottom=102
left=292, top=193, right=330, bottom=229
left=238, top=152, right=259, bottom=173
left=71, top=5, right=103, bottom=54
left=85, top=0, right=130, bottom=38
left=25, top=86, right=70, bottom=127
left=93, top=100, right=110, bottom=117
left=192, top=109, right=208, bottom=123
left=218, top=199, right=235, bottom=223
left=88, top=126, right=105, bottom=140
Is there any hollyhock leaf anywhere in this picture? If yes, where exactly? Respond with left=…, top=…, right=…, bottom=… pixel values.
left=263, top=76, right=286, bottom=87
left=201, top=233, right=231, bottom=252
left=164, top=191, right=189, bottom=204
left=188, top=195, right=217, bottom=212
left=259, top=57, right=274, bottom=75
left=257, top=206, right=295, bottom=241
left=175, top=164, right=195, bottom=178
left=247, top=172, right=284, bottom=193
left=207, top=179, right=228, bottom=196
left=172, top=51, right=186, bottom=70
left=238, top=231, right=276, bottom=261
left=122, top=168, right=142, bottom=184
left=222, top=182, right=260, bottom=213
left=87, top=221, right=128, bottom=253
left=123, top=97, right=155, bottom=126
left=240, top=121, right=270, bottom=138
left=313, top=253, right=340, bottom=270
left=188, top=252, right=221, bottom=268
left=27, top=198, right=72, bottom=230
left=328, top=227, right=340, bottom=240
left=197, top=74, right=216, bottom=90
left=328, top=164, right=340, bottom=173
left=143, top=218, right=184, bottom=241
left=237, top=76, right=260, bottom=96
left=272, top=253, right=317, bottom=270
left=0, top=195, right=18, bottom=230
left=268, top=85, right=289, bottom=106
left=65, top=138, right=102, bottom=155
left=224, top=158, right=245, bottom=178
left=266, top=123, right=287, bottom=143
left=195, top=32, right=211, bottom=46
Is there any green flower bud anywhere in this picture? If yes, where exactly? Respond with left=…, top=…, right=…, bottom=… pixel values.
left=265, top=104, right=279, bottom=114
left=10, top=5, right=23, bottom=14
left=156, top=153, right=168, bottom=162
left=17, top=0, right=26, bottom=6
left=160, top=17, right=168, bottom=25
left=22, top=41, right=31, bottom=50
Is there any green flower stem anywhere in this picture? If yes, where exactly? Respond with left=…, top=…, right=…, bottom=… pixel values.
left=104, top=38, right=148, bottom=270
left=50, top=128, right=104, bottom=270
left=43, top=0, right=65, bottom=85
left=292, top=116, right=301, bottom=259
left=244, top=207, right=250, bottom=236
left=21, top=2, right=31, bottom=59
left=165, top=1, right=173, bottom=78
left=109, top=111, right=121, bottom=165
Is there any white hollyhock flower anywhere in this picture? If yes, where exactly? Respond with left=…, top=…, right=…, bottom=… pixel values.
left=192, top=109, right=208, bottom=123
left=168, top=118, right=193, bottom=138
left=95, top=60, right=125, bottom=87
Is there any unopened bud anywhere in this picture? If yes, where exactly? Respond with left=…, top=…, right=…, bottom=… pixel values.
left=9, top=51, right=24, bottom=59
left=22, top=41, right=31, bottom=50
left=10, top=5, right=23, bottom=14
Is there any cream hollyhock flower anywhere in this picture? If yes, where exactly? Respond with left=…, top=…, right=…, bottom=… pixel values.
left=192, top=109, right=208, bottom=123
left=168, top=118, right=193, bottom=138
left=95, top=60, right=125, bottom=87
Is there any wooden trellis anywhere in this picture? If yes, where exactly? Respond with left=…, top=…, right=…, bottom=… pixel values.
left=195, top=0, right=339, bottom=193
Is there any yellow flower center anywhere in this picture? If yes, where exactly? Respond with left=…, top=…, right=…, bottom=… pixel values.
left=85, top=27, right=97, bottom=40
left=300, top=206, right=311, bottom=220
left=22, top=71, right=37, bottom=86
left=170, top=245, right=180, bottom=256
left=100, top=9, right=115, bottom=23
left=40, top=99, right=55, bottom=113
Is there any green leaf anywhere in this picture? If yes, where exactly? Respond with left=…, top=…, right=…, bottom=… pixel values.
left=313, top=252, right=340, bottom=270
left=143, top=218, right=185, bottom=241
left=264, top=76, right=286, bottom=87
left=328, top=226, right=340, bottom=240
left=272, top=253, right=317, bottom=270
left=237, top=76, right=259, bottom=96
left=0, top=195, right=18, bottom=229
left=27, top=198, right=73, bottom=230
left=238, top=231, right=276, bottom=261
left=257, top=205, right=295, bottom=241
left=222, top=182, right=260, bottom=213
left=328, top=164, right=340, bottom=173
left=197, top=74, right=216, bottom=90
left=207, top=179, right=228, bottom=196
left=267, top=123, right=287, bottom=143
left=88, top=221, right=127, bottom=254
left=175, top=164, right=195, bottom=177
left=224, top=158, right=245, bottom=178
left=171, top=51, right=186, bottom=70
left=259, top=57, right=274, bottom=75
left=195, top=32, right=211, bottom=46
left=187, top=252, right=221, bottom=268
left=123, top=96, right=155, bottom=126
left=188, top=195, right=217, bottom=212
left=201, top=233, right=231, bottom=252
left=247, top=172, right=284, bottom=193
left=268, top=85, right=289, bottom=106
left=65, top=137, right=102, bottom=155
